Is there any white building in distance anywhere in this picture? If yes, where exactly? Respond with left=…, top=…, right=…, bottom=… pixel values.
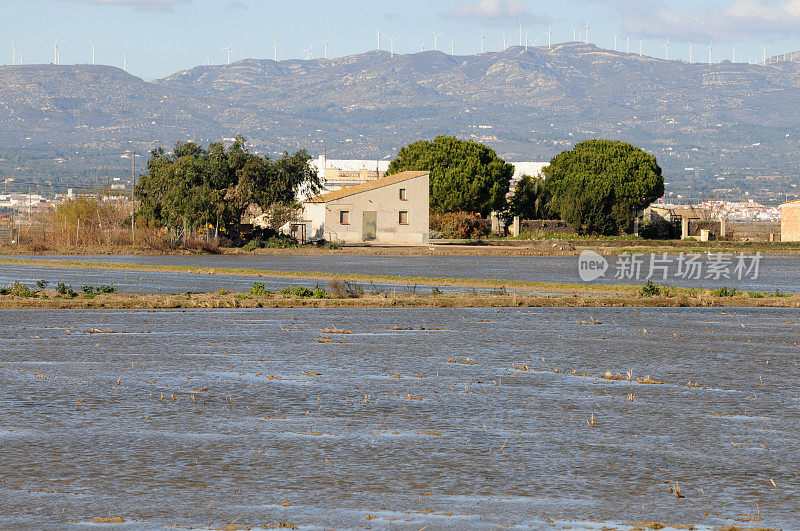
left=313, top=155, right=547, bottom=198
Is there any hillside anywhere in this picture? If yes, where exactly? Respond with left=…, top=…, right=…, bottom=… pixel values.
left=1, top=42, right=800, bottom=203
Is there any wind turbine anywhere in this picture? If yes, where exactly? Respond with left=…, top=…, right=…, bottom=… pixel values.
left=389, top=36, right=399, bottom=58
left=272, top=39, right=280, bottom=61
left=321, top=38, right=330, bottom=60
left=639, top=38, right=643, bottom=57
left=375, top=27, right=382, bottom=51
left=547, top=26, right=553, bottom=50
left=762, top=45, right=770, bottom=65
left=500, top=32, right=508, bottom=51
left=450, top=37, right=456, bottom=55
left=89, top=42, right=96, bottom=65
left=661, top=38, right=672, bottom=60
left=418, top=41, right=425, bottom=52
left=706, top=42, right=713, bottom=65
left=613, top=34, right=618, bottom=52
left=10, top=39, right=19, bottom=65
left=50, top=41, right=60, bottom=65
left=732, top=47, right=736, bottom=64
left=583, top=21, right=590, bottom=44
left=205, top=52, right=211, bottom=66
left=121, top=50, right=129, bottom=72
left=688, top=43, right=693, bottom=63
left=625, top=36, right=630, bottom=54
left=518, top=21, right=525, bottom=47
left=479, top=30, right=486, bottom=54
left=301, top=44, right=313, bottom=60
left=431, top=30, right=442, bottom=51
left=223, top=41, right=233, bottom=65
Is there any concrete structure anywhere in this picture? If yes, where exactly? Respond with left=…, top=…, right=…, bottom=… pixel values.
left=302, top=171, right=429, bottom=244
left=645, top=205, right=723, bottom=240
left=314, top=155, right=391, bottom=197
left=781, top=199, right=800, bottom=242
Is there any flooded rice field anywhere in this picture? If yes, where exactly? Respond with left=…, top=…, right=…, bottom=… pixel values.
left=0, top=264, right=475, bottom=296
left=5, top=254, right=799, bottom=293
left=1, top=307, right=798, bottom=529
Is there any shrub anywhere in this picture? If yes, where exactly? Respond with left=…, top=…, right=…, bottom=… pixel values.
left=638, top=218, right=678, bottom=240
left=56, top=282, right=72, bottom=296
left=36, top=280, right=49, bottom=290
left=712, top=287, right=739, bottom=297
left=279, top=285, right=314, bottom=298
left=431, top=212, right=490, bottom=240
left=81, top=286, right=95, bottom=295
left=242, top=237, right=266, bottom=252
left=242, top=235, right=299, bottom=251
left=316, top=240, right=342, bottom=250
left=312, top=286, right=329, bottom=299
left=7, top=282, right=34, bottom=298
left=250, top=282, right=270, bottom=296
left=96, top=285, right=116, bottom=294
left=328, top=280, right=364, bottom=298
left=640, top=281, right=661, bottom=297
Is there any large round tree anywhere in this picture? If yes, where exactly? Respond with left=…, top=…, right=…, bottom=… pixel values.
left=544, top=139, right=664, bottom=235
left=386, top=136, right=514, bottom=215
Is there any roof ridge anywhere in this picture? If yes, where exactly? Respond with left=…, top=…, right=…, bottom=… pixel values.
left=305, top=171, right=429, bottom=203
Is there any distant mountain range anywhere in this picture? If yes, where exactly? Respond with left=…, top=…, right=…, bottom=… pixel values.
left=1, top=42, right=800, bottom=204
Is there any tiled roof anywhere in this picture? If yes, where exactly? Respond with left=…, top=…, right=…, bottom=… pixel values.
left=305, top=171, right=429, bottom=203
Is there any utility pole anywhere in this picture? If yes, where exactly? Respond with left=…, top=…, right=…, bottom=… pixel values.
left=131, top=150, right=136, bottom=247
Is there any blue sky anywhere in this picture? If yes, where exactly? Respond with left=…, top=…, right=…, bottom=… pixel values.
left=2, top=0, right=800, bottom=79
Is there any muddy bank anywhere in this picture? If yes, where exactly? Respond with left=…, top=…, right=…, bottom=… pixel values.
left=3, top=238, right=800, bottom=257
left=1, top=290, right=799, bottom=310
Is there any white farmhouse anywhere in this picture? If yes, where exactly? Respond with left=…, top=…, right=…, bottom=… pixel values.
left=302, top=171, right=429, bottom=245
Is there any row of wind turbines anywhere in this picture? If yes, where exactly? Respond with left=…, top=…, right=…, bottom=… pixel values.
left=8, top=26, right=797, bottom=71
left=8, top=39, right=131, bottom=71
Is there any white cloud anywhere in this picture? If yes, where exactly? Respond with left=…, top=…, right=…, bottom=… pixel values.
left=442, top=0, right=548, bottom=25
left=623, top=0, right=800, bottom=41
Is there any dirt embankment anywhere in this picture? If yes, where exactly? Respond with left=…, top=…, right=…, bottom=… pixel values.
left=3, top=238, right=800, bottom=257
left=2, top=290, right=799, bottom=310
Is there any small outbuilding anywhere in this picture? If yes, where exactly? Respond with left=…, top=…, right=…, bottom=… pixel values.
left=781, top=199, right=800, bottom=242
left=302, top=171, right=430, bottom=245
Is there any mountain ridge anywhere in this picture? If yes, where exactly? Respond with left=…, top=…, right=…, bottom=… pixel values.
left=1, top=42, right=800, bottom=203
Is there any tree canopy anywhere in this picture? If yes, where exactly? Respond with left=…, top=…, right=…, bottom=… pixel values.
left=386, top=135, right=514, bottom=215
left=134, top=137, right=318, bottom=237
left=543, top=139, right=664, bottom=235
left=508, top=175, right=551, bottom=220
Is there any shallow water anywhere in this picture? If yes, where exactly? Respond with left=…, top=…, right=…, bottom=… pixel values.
left=0, top=264, right=480, bottom=295
left=5, top=254, right=799, bottom=293
left=1, top=307, right=798, bottom=528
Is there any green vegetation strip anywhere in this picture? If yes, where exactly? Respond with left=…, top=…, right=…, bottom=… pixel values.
left=0, top=257, right=652, bottom=296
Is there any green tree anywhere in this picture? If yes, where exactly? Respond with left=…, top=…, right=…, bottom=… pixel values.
left=386, top=135, right=515, bottom=215
left=544, top=139, right=664, bottom=235
left=509, top=175, right=551, bottom=220
left=135, top=137, right=318, bottom=239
